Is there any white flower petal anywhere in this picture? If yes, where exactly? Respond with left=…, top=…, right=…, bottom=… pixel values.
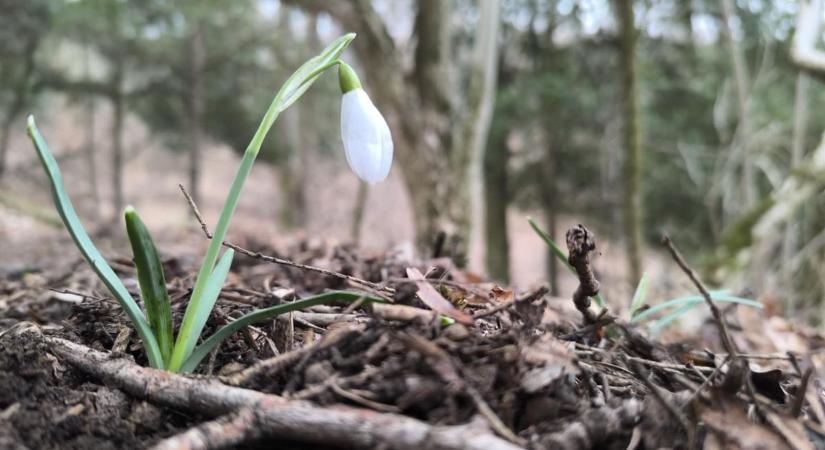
left=340, top=89, right=393, bottom=183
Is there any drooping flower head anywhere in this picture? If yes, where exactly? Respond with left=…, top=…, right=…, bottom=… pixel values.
left=338, top=62, right=393, bottom=183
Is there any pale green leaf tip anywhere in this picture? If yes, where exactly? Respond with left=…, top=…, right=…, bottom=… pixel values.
left=26, top=115, right=36, bottom=135
left=124, top=205, right=136, bottom=215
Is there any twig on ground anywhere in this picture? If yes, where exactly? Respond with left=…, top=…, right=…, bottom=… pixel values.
left=538, top=399, right=643, bottom=450
left=466, top=386, right=528, bottom=447
left=150, top=406, right=262, bottom=450
left=566, top=225, right=601, bottom=324
left=227, top=324, right=363, bottom=386
left=13, top=324, right=524, bottom=450
left=661, top=236, right=737, bottom=355
left=791, top=367, right=813, bottom=417
left=685, top=355, right=731, bottom=408
left=661, top=235, right=750, bottom=397
left=630, top=361, right=696, bottom=448
left=178, top=184, right=393, bottom=296
left=330, top=381, right=401, bottom=413
left=472, top=287, right=549, bottom=320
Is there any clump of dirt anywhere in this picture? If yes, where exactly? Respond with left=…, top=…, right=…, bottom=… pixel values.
left=0, top=329, right=195, bottom=450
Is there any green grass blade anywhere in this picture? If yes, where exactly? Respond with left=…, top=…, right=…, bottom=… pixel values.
left=629, top=272, right=649, bottom=317
left=631, top=293, right=761, bottom=324
left=173, top=248, right=234, bottom=368
left=649, top=293, right=758, bottom=331
left=180, top=290, right=384, bottom=373
left=124, top=206, right=174, bottom=364
left=527, top=217, right=606, bottom=308
left=650, top=303, right=695, bottom=332
left=26, top=116, right=164, bottom=369
left=168, top=34, right=355, bottom=372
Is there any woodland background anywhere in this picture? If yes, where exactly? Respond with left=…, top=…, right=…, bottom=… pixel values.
left=2, top=0, right=825, bottom=326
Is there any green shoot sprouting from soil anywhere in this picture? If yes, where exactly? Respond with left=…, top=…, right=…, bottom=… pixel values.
left=27, top=33, right=387, bottom=373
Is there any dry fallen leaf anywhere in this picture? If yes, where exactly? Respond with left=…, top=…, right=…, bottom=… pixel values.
left=406, top=267, right=473, bottom=325
left=700, top=395, right=807, bottom=450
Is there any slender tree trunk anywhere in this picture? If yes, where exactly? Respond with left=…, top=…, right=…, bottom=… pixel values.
left=463, top=0, right=501, bottom=271
left=186, top=27, right=205, bottom=206
left=541, top=140, right=559, bottom=296
left=615, top=0, right=644, bottom=285
left=782, top=73, right=811, bottom=316
left=351, top=181, right=368, bottom=244
left=0, top=117, right=14, bottom=179
left=111, top=60, right=125, bottom=221
left=0, top=39, right=37, bottom=180
left=84, top=43, right=101, bottom=215
left=282, top=0, right=490, bottom=263
left=278, top=12, right=316, bottom=230
left=721, top=0, right=755, bottom=209
left=483, top=127, right=509, bottom=283
left=678, top=0, right=695, bottom=56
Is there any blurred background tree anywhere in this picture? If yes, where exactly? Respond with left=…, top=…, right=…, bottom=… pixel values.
left=5, top=0, right=825, bottom=325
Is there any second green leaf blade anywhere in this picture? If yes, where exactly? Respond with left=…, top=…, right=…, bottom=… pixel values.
left=125, top=207, right=175, bottom=365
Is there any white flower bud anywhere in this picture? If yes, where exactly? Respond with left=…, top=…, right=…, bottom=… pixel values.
left=340, top=88, right=393, bottom=183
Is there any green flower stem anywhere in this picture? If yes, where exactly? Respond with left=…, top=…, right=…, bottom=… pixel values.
left=167, top=33, right=356, bottom=372
left=167, top=115, right=277, bottom=371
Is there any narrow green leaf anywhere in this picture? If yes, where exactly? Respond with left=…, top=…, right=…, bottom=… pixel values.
left=180, top=291, right=384, bottom=373
left=169, top=249, right=234, bottom=372
left=168, top=33, right=356, bottom=371
left=124, top=206, right=174, bottom=364
left=631, top=292, right=761, bottom=324
left=274, top=33, right=356, bottom=113
left=649, top=292, right=757, bottom=331
left=527, top=217, right=606, bottom=308
left=650, top=303, right=695, bottom=332
left=629, top=272, right=649, bottom=317
left=26, top=116, right=164, bottom=369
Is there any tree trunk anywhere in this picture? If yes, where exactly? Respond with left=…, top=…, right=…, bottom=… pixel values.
left=186, top=27, right=205, bottom=206
left=460, top=0, right=502, bottom=271
left=111, top=59, right=125, bottom=222
left=483, top=128, right=509, bottom=283
left=615, top=0, right=644, bottom=285
left=281, top=0, right=496, bottom=265
left=721, top=0, right=755, bottom=210
left=782, top=73, right=811, bottom=316
left=0, top=117, right=14, bottom=179
left=541, top=140, right=559, bottom=296
left=351, top=181, right=369, bottom=244
left=0, top=37, right=38, bottom=180
left=277, top=11, right=315, bottom=230
left=84, top=42, right=101, bottom=216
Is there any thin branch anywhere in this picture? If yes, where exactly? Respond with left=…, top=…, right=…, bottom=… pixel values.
left=630, top=362, right=696, bottom=448
left=150, top=407, right=261, bottom=450
left=178, top=184, right=393, bottom=295
left=661, top=235, right=738, bottom=356
left=792, top=367, right=814, bottom=417
left=473, top=286, right=548, bottom=320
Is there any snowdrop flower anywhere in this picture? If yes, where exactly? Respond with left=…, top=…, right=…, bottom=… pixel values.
left=339, top=62, right=393, bottom=183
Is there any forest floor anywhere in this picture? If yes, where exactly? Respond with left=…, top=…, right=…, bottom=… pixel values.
left=1, top=225, right=824, bottom=450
